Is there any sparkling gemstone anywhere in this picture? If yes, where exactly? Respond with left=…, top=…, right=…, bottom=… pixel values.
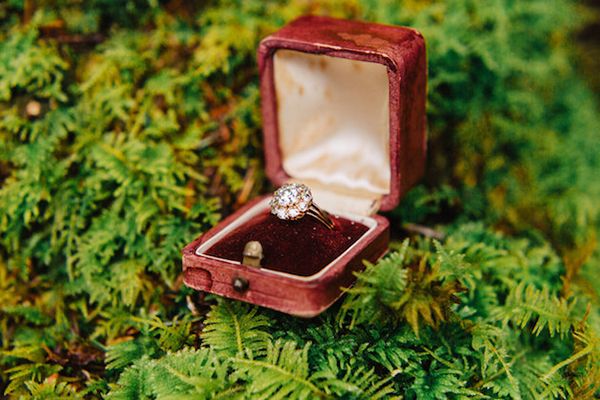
left=276, top=208, right=288, bottom=219
left=279, top=191, right=294, bottom=206
left=270, top=183, right=313, bottom=220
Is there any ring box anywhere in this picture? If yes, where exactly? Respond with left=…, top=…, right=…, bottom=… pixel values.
left=182, top=15, right=426, bottom=317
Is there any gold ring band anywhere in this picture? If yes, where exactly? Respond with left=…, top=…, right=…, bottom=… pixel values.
left=307, top=205, right=335, bottom=229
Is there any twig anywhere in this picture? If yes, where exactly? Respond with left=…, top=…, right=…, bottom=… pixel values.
left=402, top=222, right=445, bottom=240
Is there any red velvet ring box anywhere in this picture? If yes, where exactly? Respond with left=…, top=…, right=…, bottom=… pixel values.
left=182, top=15, right=426, bottom=317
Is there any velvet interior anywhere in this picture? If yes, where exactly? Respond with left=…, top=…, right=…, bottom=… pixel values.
left=205, top=211, right=369, bottom=277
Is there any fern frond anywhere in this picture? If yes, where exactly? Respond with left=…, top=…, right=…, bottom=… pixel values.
left=1, top=344, right=46, bottom=363
left=202, top=300, right=271, bottom=358
left=340, top=239, right=465, bottom=336
left=138, top=315, right=194, bottom=353
left=365, top=326, right=420, bottom=373
left=149, top=348, right=239, bottom=399
left=234, top=340, right=326, bottom=400
left=24, top=379, right=81, bottom=399
left=282, top=316, right=363, bottom=372
left=105, top=336, right=160, bottom=370
left=471, top=323, right=574, bottom=399
left=543, top=327, right=599, bottom=384
left=339, top=240, right=410, bottom=328
left=404, top=359, right=481, bottom=399
left=107, top=348, right=238, bottom=400
left=105, top=357, right=155, bottom=400
left=493, top=282, right=576, bottom=338
left=434, top=239, right=474, bottom=286
left=571, top=362, right=600, bottom=400
left=314, top=359, right=399, bottom=399
left=4, top=362, right=63, bottom=396
left=518, top=354, right=571, bottom=400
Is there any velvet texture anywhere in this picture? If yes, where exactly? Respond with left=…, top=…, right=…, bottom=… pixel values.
left=205, top=211, right=369, bottom=276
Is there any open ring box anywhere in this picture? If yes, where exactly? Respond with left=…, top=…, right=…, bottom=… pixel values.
left=182, top=15, right=426, bottom=317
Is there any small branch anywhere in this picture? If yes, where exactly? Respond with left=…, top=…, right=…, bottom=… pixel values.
left=542, top=342, right=594, bottom=382
left=23, top=0, right=34, bottom=24
left=420, top=346, right=459, bottom=370
left=41, top=32, right=105, bottom=45
left=38, top=20, right=105, bottom=45
left=235, top=165, right=256, bottom=206
left=402, top=223, right=445, bottom=240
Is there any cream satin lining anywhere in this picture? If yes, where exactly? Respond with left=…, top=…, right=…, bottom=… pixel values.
left=273, top=50, right=390, bottom=215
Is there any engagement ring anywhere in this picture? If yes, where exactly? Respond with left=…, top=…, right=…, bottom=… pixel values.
left=269, top=183, right=335, bottom=230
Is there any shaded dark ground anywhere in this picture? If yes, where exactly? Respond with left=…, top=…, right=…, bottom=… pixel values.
left=579, top=1, right=600, bottom=96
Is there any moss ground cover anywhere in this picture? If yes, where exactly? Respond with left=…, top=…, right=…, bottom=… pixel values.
left=0, top=1, right=599, bottom=398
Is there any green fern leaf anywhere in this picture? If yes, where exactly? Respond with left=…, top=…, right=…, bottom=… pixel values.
left=151, top=348, right=239, bottom=400
left=314, top=359, right=399, bottom=399
left=234, top=339, right=326, bottom=400
left=201, top=300, right=271, bottom=357
left=108, top=348, right=241, bottom=399
left=493, top=282, right=575, bottom=338
left=4, top=362, right=63, bottom=396
left=105, top=358, right=154, bottom=400
left=24, top=379, right=81, bottom=399
left=105, top=336, right=160, bottom=370
left=339, top=240, right=410, bottom=329
left=132, top=315, right=194, bottom=353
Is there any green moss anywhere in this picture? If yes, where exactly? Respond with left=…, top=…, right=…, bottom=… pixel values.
left=0, top=0, right=598, bottom=398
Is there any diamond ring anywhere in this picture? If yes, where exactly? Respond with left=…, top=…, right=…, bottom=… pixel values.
left=269, top=183, right=335, bottom=230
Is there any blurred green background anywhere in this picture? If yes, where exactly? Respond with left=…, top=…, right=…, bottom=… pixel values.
left=0, top=1, right=599, bottom=398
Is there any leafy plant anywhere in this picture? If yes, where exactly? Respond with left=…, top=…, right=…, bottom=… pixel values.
left=0, top=0, right=598, bottom=398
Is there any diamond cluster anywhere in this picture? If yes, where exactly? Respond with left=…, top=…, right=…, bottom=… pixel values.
left=269, top=183, right=313, bottom=220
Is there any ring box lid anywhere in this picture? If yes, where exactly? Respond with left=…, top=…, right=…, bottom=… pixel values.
left=258, top=15, right=427, bottom=216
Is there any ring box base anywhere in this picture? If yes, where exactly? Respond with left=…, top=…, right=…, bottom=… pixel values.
left=183, top=196, right=389, bottom=317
